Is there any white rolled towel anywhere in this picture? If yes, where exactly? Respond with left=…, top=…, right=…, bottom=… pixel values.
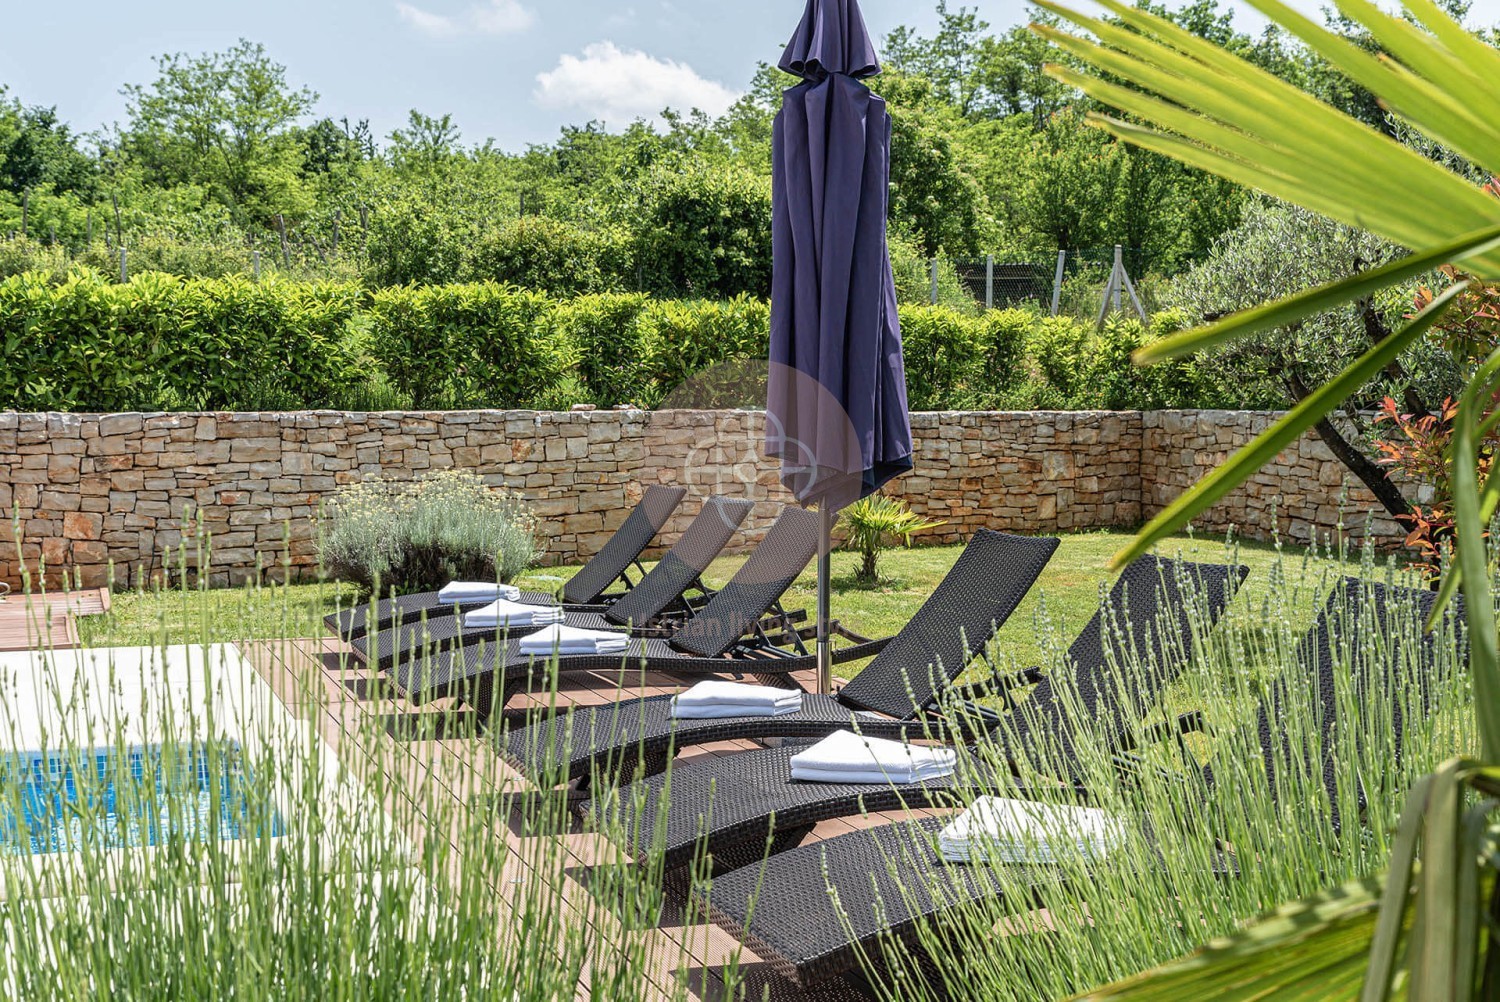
left=518, top=623, right=630, bottom=656
left=936, top=797, right=1125, bottom=864
left=438, top=582, right=522, bottom=604
left=669, top=681, right=803, bottom=719
left=788, top=729, right=957, bottom=785
left=462, top=598, right=565, bottom=630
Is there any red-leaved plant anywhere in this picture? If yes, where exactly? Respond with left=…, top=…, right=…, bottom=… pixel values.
left=1374, top=267, right=1500, bottom=571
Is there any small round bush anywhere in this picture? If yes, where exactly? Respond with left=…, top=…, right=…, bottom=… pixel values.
left=319, top=470, right=540, bottom=595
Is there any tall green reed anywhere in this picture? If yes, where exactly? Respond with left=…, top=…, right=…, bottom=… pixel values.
left=0, top=532, right=705, bottom=1001
left=731, top=540, right=1473, bottom=1000
left=4, top=520, right=1471, bottom=1001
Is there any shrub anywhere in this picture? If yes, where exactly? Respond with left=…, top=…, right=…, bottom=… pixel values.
left=318, top=470, right=539, bottom=595
left=895, top=305, right=988, bottom=410
left=0, top=269, right=1237, bottom=414
left=631, top=164, right=772, bottom=299
left=368, top=283, right=569, bottom=409
left=978, top=307, right=1033, bottom=391
left=163, top=276, right=368, bottom=411
left=0, top=271, right=173, bottom=412
left=461, top=217, right=630, bottom=296
left=889, top=233, right=977, bottom=310
left=554, top=292, right=652, bottom=406
left=0, top=271, right=367, bottom=412
left=638, top=294, right=770, bottom=405
left=836, top=494, right=946, bottom=584
left=0, top=235, right=76, bottom=282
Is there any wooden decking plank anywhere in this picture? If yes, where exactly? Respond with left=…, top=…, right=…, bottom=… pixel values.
left=0, top=602, right=77, bottom=652
left=244, top=637, right=907, bottom=1000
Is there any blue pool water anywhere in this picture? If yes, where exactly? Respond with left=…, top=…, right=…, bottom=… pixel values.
left=0, top=744, right=285, bottom=856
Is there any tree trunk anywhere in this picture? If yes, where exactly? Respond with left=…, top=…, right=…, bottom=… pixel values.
left=1285, top=369, right=1413, bottom=522
left=859, top=548, right=879, bottom=584
left=1358, top=296, right=1429, bottom=416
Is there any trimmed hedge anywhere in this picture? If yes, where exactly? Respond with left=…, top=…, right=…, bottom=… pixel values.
left=0, top=270, right=1229, bottom=413
left=0, top=271, right=365, bottom=412
left=369, top=283, right=568, bottom=410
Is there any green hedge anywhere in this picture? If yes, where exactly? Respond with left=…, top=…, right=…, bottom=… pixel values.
left=0, top=271, right=366, bottom=412
left=0, top=270, right=1231, bottom=413
left=369, top=283, right=568, bottom=409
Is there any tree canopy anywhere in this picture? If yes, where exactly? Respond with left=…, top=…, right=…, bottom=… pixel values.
left=1, top=1, right=1488, bottom=295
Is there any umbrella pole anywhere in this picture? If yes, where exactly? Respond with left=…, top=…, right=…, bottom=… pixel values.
left=816, top=503, right=833, bottom=695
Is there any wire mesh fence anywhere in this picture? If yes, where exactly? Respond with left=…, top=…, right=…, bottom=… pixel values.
left=948, top=258, right=1057, bottom=310
left=935, top=247, right=1154, bottom=318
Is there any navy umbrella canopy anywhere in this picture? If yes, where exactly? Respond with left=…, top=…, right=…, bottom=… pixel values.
left=766, top=0, right=912, bottom=512
left=765, top=0, right=913, bottom=691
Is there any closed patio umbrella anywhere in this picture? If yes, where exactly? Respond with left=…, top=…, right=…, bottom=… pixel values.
left=766, top=0, right=913, bottom=693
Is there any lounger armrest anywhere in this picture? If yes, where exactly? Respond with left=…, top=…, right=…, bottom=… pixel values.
left=949, top=665, right=1044, bottom=706
left=830, top=636, right=893, bottom=664
left=1110, top=751, right=1187, bottom=790
left=1139, top=710, right=1211, bottom=748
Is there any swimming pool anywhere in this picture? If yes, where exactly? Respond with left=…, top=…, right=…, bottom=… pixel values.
left=0, top=744, right=286, bottom=856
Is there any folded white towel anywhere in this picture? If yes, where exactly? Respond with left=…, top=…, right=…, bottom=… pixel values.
left=518, top=623, right=630, bottom=656
left=936, top=797, right=1125, bottom=864
left=462, top=598, right=565, bottom=630
left=788, top=729, right=957, bottom=785
left=438, top=582, right=522, bottom=604
left=670, top=681, right=803, bottom=719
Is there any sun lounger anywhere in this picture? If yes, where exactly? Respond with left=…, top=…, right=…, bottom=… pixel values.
left=583, top=554, right=1247, bottom=871
left=325, top=484, right=687, bottom=641
left=504, top=530, right=1064, bottom=788
left=696, top=578, right=1460, bottom=987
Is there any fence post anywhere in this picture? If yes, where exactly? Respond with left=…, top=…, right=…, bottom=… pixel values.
left=1050, top=250, right=1066, bottom=316
left=332, top=210, right=341, bottom=256
left=985, top=254, right=994, bottom=310
left=930, top=258, right=939, bottom=305
left=119, top=247, right=128, bottom=284
left=275, top=214, right=291, bottom=268
left=253, top=250, right=261, bottom=281
left=1112, top=245, right=1124, bottom=312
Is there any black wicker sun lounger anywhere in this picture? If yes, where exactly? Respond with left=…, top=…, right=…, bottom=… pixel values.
left=583, top=554, right=1248, bottom=873
left=346, top=496, right=755, bottom=665
left=325, top=483, right=687, bottom=642
left=363, top=505, right=834, bottom=718
left=504, top=530, right=1065, bottom=789
left=695, top=578, right=1461, bottom=989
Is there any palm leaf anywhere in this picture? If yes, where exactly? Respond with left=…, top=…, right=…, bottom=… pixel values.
left=1033, top=0, right=1500, bottom=275
left=1076, top=874, right=1392, bottom=999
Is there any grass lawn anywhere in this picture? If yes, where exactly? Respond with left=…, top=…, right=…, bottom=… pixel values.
left=76, top=528, right=1378, bottom=681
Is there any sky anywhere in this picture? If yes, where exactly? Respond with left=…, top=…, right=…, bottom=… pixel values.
left=3, top=0, right=1499, bottom=153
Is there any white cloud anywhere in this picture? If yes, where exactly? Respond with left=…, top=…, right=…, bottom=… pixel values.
left=470, top=0, right=536, bottom=34
left=533, top=42, right=741, bottom=126
left=396, top=0, right=535, bottom=39
left=396, top=2, right=460, bottom=38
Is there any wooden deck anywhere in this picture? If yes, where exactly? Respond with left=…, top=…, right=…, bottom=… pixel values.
left=0, top=588, right=110, bottom=653
left=242, top=637, right=943, bottom=1001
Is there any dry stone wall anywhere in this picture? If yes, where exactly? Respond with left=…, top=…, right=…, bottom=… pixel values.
left=0, top=408, right=1409, bottom=589
left=1139, top=410, right=1409, bottom=546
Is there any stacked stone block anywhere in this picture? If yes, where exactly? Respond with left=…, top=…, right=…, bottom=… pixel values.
left=0, top=408, right=1410, bottom=590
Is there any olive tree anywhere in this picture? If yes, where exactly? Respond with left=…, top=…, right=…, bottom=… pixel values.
left=1168, top=198, right=1460, bottom=521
